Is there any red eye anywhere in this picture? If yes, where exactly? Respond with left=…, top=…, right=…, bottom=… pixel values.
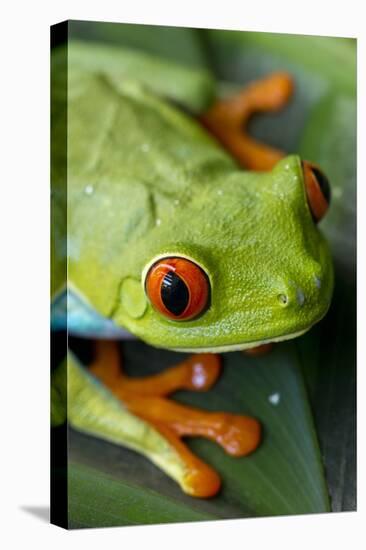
left=145, top=257, right=210, bottom=321
left=302, top=160, right=331, bottom=222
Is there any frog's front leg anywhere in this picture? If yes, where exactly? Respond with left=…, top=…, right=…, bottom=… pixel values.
left=90, top=340, right=261, bottom=497
left=200, top=72, right=293, bottom=171
left=201, top=73, right=293, bottom=357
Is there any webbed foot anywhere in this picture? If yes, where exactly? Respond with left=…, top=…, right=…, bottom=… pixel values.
left=200, top=72, right=294, bottom=171
left=90, top=340, right=261, bottom=497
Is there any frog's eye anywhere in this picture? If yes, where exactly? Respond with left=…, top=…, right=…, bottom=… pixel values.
left=145, top=257, right=210, bottom=321
left=302, top=160, right=331, bottom=222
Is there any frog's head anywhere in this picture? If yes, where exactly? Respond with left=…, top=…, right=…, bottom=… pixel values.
left=115, top=155, right=333, bottom=351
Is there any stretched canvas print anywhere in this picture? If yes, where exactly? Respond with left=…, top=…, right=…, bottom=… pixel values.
left=50, top=20, right=357, bottom=529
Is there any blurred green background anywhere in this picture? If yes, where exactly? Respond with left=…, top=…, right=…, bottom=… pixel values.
left=51, top=21, right=356, bottom=528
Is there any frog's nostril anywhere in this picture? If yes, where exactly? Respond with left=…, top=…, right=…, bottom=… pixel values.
left=277, top=286, right=306, bottom=308
left=277, top=294, right=289, bottom=306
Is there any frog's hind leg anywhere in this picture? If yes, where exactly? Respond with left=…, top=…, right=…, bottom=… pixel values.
left=200, top=72, right=294, bottom=171
left=89, top=340, right=261, bottom=497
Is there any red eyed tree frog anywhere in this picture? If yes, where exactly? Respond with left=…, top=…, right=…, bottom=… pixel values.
left=51, top=41, right=333, bottom=498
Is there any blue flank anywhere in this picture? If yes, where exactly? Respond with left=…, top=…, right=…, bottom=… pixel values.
left=51, top=289, right=136, bottom=340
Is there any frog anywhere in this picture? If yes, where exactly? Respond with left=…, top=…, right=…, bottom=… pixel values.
left=51, top=40, right=333, bottom=498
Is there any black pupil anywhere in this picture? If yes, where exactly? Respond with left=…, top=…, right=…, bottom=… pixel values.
left=161, top=271, right=189, bottom=316
left=311, top=166, right=331, bottom=205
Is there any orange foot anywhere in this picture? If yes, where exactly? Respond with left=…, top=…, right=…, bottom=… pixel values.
left=89, top=341, right=261, bottom=498
left=200, top=72, right=294, bottom=171
left=244, top=342, right=275, bottom=357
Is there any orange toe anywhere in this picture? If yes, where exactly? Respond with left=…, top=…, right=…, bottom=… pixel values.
left=183, top=461, right=222, bottom=498
left=215, top=414, right=261, bottom=456
left=181, top=354, right=222, bottom=391
left=244, top=343, right=274, bottom=357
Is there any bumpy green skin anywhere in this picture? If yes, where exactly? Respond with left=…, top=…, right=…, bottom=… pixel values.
left=52, top=42, right=333, bottom=352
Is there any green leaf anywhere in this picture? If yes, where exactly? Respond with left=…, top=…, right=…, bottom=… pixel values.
left=68, top=463, right=214, bottom=529
left=68, top=20, right=210, bottom=69
left=298, top=93, right=356, bottom=511
left=202, top=30, right=356, bottom=96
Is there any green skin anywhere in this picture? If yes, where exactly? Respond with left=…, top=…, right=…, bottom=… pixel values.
left=52, top=41, right=334, bottom=354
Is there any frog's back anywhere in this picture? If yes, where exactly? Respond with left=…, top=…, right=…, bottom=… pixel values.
left=51, top=42, right=235, bottom=316
left=66, top=55, right=233, bottom=199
